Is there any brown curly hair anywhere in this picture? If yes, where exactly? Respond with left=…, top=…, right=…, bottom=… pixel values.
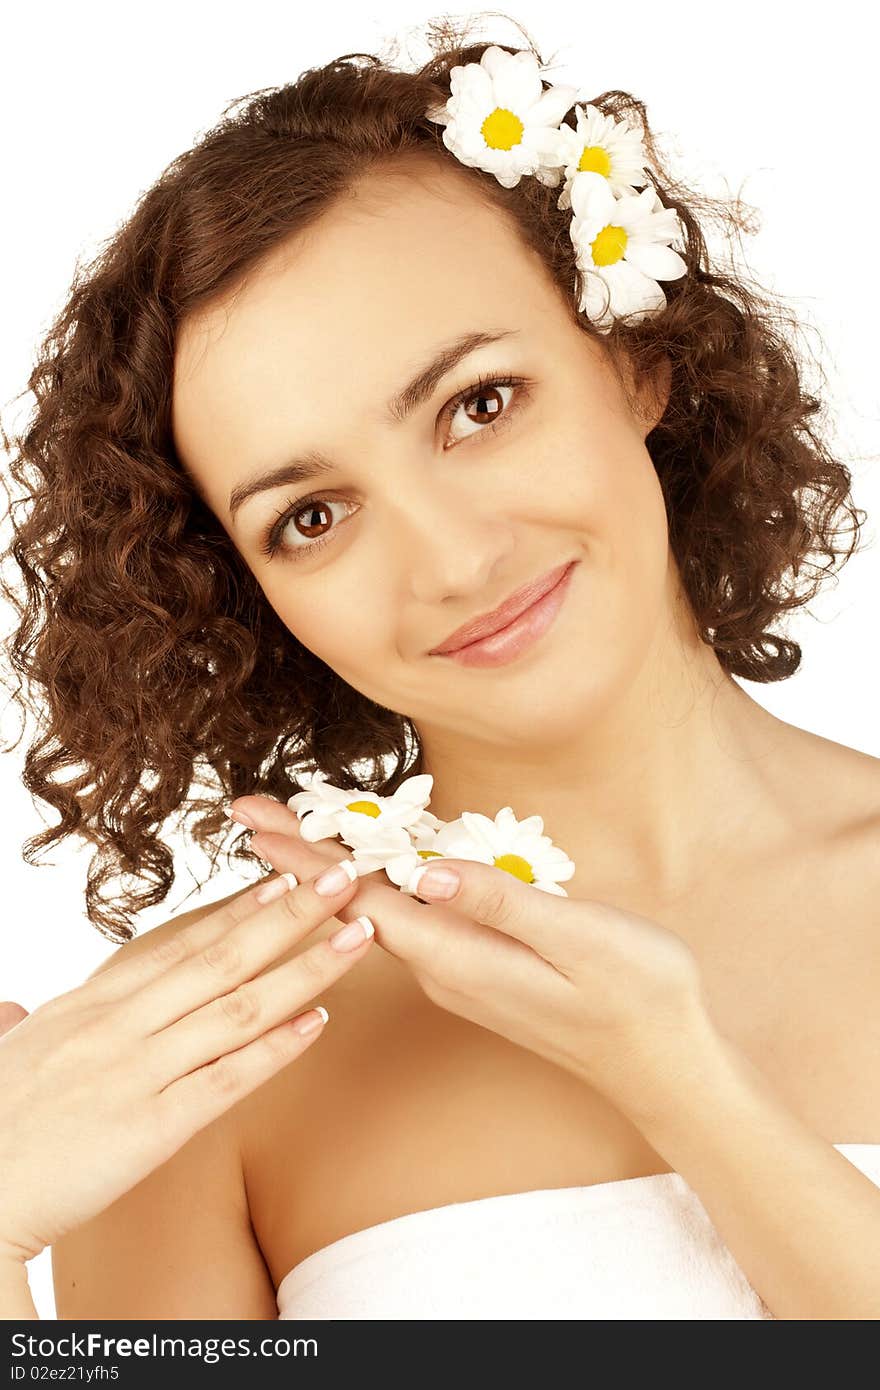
left=0, top=13, right=866, bottom=942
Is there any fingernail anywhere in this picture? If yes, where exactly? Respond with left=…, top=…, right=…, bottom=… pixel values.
left=314, top=858, right=359, bottom=896
left=254, top=871, right=299, bottom=905
left=329, top=916, right=375, bottom=952
left=406, top=864, right=460, bottom=899
left=292, top=1005, right=329, bottom=1037
left=224, top=803, right=256, bottom=829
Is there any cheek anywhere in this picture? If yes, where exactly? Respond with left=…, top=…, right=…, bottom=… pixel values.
left=608, top=470, right=671, bottom=661
left=264, top=575, right=392, bottom=671
left=571, top=436, right=671, bottom=632
left=589, top=431, right=668, bottom=552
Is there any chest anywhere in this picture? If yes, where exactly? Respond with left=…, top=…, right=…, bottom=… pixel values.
left=242, top=827, right=880, bottom=1288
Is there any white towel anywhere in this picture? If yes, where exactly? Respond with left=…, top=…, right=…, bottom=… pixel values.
left=275, top=1143, right=880, bottom=1320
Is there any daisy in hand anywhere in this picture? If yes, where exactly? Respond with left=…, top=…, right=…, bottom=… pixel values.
left=385, top=805, right=575, bottom=899
left=286, top=770, right=441, bottom=875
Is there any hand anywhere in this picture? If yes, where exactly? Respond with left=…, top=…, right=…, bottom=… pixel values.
left=0, top=863, right=372, bottom=1264
left=233, top=795, right=719, bottom=1119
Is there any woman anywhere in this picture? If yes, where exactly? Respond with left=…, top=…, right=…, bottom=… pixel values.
left=2, top=18, right=879, bottom=1320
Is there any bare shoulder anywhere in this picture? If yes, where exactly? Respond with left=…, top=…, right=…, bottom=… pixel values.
left=780, top=721, right=880, bottom=849
left=797, top=725, right=880, bottom=904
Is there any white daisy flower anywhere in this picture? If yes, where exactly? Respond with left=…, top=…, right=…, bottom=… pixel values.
left=347, top=823, right=420, bottom=876
left=425, top=44, right=576, bottom=190
left=568, top=172, right=687, bottom=331
left=381, top=820, right=450, bottom=889
left=555, top=103, right=650, bottom=210
left=287, top=771, right=436, bottom=873
left=398, top=806, right=576, bottom=897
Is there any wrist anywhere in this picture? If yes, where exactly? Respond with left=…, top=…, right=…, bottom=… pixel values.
left=610, top=1005, right=734, bottom=1137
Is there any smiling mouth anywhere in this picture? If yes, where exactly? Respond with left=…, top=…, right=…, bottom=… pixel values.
left=428, top=559, right=579, bottom=668
left=428, top=559, right=576, bottom=655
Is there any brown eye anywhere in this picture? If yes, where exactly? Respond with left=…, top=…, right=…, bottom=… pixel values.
left=466, top=385, right=504, bottom=423
left=293, top=499, right=334, bottom=541
left=447, top=381, right=517, bottom=445
left=260, top=496, right=355, bottom=561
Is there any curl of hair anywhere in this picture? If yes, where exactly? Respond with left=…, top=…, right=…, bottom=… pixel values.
left=0, top=13, right=866, bottom=940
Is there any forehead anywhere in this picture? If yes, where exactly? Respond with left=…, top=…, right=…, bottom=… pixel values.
left=172, top=161, right=561, bottom=444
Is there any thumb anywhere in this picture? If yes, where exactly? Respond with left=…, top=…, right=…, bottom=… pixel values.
left=0, top=1001, right=30, bottom=1036
left=406, top=857, right=571, bottom=958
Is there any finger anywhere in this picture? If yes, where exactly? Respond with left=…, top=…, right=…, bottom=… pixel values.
left=155, top=1003, right=333, bottom=1141
left=249, top=829, right=347, bottom=878
left=0, top=1001, right=29, bottom=1035
left=228, top=794, right=302, bottom=836
left=84, top=872, right=308, bottom=1006
left=248, top=831, right=407, bottom=941
left=125, top=860, right=362, bottom=1037
left=148, top=905, right=375, bottom=1086
left=86, top=833, right=352, bottom=1008
left=248, top=832, right=544, bottom=982
left=406, top=858, right=580, bottom=967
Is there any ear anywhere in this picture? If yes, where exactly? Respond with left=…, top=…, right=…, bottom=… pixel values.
left=641, top=354, right=672, bottom=434
left=609, top=345, right=672, bottom=440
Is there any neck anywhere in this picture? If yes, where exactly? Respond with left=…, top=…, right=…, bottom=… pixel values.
left=416, top=617, right=795, bottom=911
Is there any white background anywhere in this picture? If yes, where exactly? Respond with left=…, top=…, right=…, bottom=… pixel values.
left=1, top=0, right=877, bottom=1319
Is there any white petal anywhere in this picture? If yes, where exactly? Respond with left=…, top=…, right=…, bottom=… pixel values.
left=522, top=124, right=567, bottom=164
left=516, top=814, right=546, bottom=837
left=624, top=240, right=687, bottom=281
left=456, top=61, right=494, bottom=109
left=535, top=880, right=568, bottom=896
left=485, top=48, right=543, bottom=112
left=534, top=164, right=564, bottom=188
left=578, top=267, right=615, bottom=322
left=610, top=262, right=669, bottom=318
left=383, top=853, right=420, bottom=887
left=526, top=82, right=578, bottom=127
left=392, top=773, right=434, bottom=804
left=569, top=170, right=616, bottom=223
left=460, top=810, right=502, bottom=853
left=299, top=813, right=343, bottom=842
left=347, top=849, right=387, bottom=874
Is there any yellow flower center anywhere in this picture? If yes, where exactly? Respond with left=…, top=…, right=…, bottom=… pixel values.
left=345, top=800, right=380, bottom=817
left=417, top=849, right=443, bottom=860
left=578, top=144, right=612, bottom=177
left=591, top=224, right=628, bottom=266
left=493, top=852, right=535, bottom=883
left=481, top=107, right=524, bottom=150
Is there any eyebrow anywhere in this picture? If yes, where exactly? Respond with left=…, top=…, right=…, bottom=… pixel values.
left=227, top=328, right=519, bottom=522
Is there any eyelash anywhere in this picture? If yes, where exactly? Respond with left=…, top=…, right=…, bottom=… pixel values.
left=257, top=372, right=531, bottom=562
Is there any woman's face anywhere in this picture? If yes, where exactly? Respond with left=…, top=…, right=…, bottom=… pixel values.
left=173, top=160, right=676, bottom=750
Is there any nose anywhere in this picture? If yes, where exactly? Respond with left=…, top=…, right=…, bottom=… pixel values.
left=389, top=486, right=517, bottom=607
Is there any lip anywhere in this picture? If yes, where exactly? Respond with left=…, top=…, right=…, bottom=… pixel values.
left=429, top=560, right=577, bottom=656
left=429, top=560, right=578, bottom=667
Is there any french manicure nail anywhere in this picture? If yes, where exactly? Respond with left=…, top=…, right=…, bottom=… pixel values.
left=254, top=871, right=298, bottom=904
left=329, top=916, right=375, bottom=952
left=293, top=1005, right=329, bottom=1037
left=406, top=864, right=460, bottom=898
left=314, top=859, right=359, bottom=896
